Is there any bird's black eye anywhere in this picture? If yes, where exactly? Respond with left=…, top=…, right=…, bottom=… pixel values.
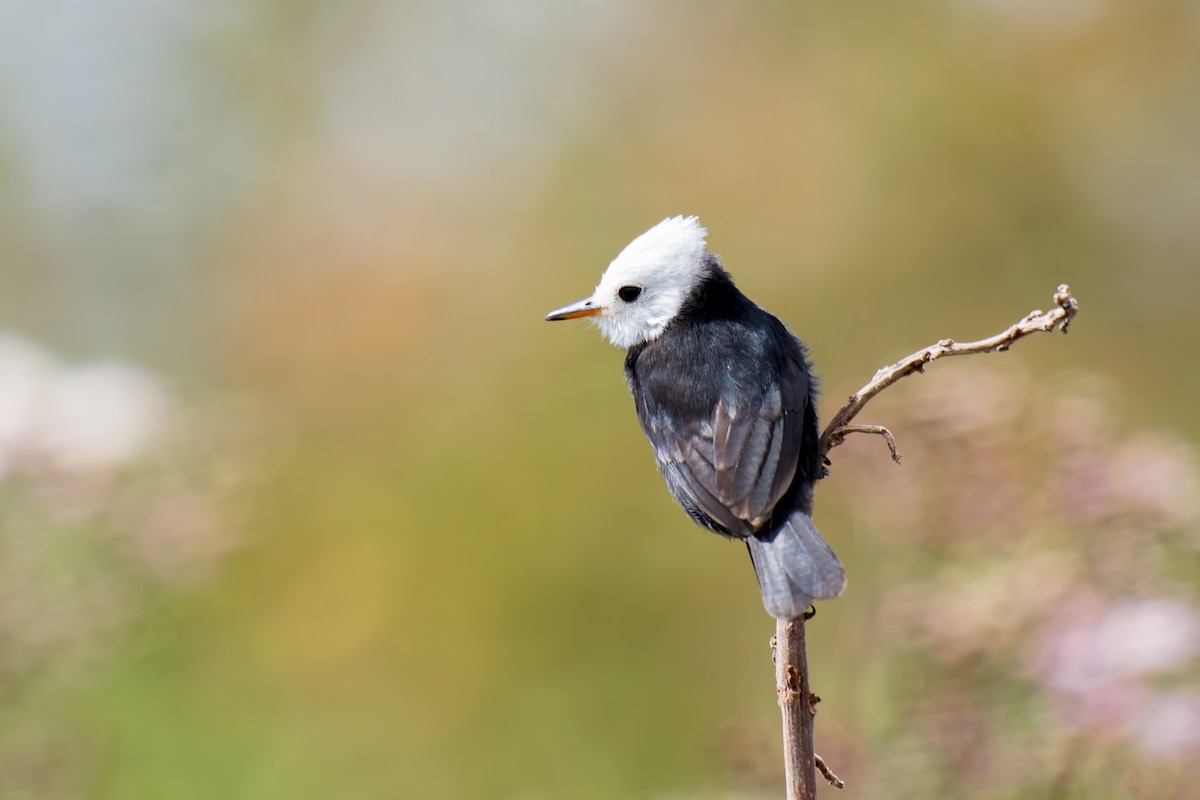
left=618, top=285, right=643, bottom=303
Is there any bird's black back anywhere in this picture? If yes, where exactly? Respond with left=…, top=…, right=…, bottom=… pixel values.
left=624, top=258, right=820, bottom=540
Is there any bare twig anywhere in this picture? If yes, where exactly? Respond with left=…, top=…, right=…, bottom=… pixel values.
left=815, top=754, right=845, bottom=789
left=771, top=285, right=1079, bottom=797
left=818, top=284, right=1079, bottom=457
left=825, top=424, right=901, bottom=463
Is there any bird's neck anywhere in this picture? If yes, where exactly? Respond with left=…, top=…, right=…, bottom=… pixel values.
left=673, top=259, right=753, bottom=325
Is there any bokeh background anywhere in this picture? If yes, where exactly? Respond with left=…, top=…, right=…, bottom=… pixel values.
left=2, top=1, right=1198, bottom=798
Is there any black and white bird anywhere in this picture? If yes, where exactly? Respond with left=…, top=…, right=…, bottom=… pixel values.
left=546, top=216, right=846, bottom=619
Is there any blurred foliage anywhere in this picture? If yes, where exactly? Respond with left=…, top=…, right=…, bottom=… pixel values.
left=2, top=1, right=1199, bottom=798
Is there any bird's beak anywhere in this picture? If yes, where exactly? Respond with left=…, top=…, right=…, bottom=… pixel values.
left=545, top=297, right=602, bottom=321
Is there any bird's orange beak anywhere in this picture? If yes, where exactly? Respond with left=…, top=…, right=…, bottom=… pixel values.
left=545, top=298, right=602, bottom=321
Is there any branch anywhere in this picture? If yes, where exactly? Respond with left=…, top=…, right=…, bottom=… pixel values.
left=770, top=285, right=1080, bottom=797
left=815, top=754, right=845, bottom=789
left=818, top=284, right=1079, bottom=458
left=774, top=618, right=818, bottom=799
left=824, top=424, right=901, bottom=464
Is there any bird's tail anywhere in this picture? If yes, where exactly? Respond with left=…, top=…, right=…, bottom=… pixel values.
left=746, top=513, right=846, bottom=619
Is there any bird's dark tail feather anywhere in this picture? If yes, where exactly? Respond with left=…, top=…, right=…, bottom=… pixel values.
left=746, top=513, right=846, bottom=619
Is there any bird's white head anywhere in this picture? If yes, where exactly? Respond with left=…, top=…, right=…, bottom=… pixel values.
left=545, top=216, right=711, bottom=348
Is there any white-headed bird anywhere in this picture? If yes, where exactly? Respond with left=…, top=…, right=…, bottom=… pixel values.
left=546, top=217, right=846, bottom=619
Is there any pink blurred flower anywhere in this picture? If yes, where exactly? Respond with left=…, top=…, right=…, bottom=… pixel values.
left=1132, top=689, right=1200, bottom=758
left=1027, top=591, right=1200, bottom=756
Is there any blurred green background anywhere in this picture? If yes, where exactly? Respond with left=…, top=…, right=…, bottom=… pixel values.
left=2, top=1, right=1199, bottom=798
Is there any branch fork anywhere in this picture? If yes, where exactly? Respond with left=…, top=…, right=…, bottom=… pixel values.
left=773, top=285, right=1079, bottom=798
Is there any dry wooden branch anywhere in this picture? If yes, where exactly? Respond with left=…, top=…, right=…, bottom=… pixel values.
left=772, top=285, right=1080, bottom=798
left=773, top=619, right=817, bottom=799
left=818, top=284, right=1079, bottom=458
left=824, top=424, right=901, bottom=464
left=815, top=754, right=845, bottom=789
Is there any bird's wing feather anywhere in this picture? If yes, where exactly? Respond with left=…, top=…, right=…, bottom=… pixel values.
left=638, top=339, right=809, bottom=537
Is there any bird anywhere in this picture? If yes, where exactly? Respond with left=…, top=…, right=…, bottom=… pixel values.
left=545, top=216, right=846, bottom=619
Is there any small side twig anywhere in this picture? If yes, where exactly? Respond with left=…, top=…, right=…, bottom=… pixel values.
left=825, top=424, right=901, bottom=463
left=771, top=285, right=1079, bottom=798
left=815, top=754, right=845, bottom=789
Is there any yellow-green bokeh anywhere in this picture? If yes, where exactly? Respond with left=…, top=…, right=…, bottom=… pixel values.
left=2, top=2, right=1198, bottom=798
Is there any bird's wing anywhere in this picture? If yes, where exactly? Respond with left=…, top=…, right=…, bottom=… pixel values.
left=640, top=342, right=809, bottom=537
